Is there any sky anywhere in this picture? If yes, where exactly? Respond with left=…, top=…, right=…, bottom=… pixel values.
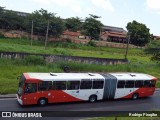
left=0, top=0, right=160, bottom=35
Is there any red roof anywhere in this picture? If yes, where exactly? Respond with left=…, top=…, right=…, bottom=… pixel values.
left=154, top=36, right=160, bottom=39
left=101, top=31, right=127, bottom=38
left=63, top=30, right=81, bottom=36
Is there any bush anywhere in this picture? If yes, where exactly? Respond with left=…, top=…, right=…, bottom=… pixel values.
left=24, top=55, right=45, bottom=65
left=0, top=32, right=5, bottom=38
left=87, top=40, right=96, bottom=47
left=53, top=48, right=72, bottom=56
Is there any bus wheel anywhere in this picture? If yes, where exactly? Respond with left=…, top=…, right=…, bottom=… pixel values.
left=89, top=95, right=97, bottom=103
left=132, top=93, right=139, bottom=100
left=38, top=98, right=47, bottom=106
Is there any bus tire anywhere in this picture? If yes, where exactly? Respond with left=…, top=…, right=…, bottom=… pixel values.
left=132, top=93, right=139, bottom=100
left=38, top=98, right=48, bottom=106
left=89, top=95, right=97, bottom=103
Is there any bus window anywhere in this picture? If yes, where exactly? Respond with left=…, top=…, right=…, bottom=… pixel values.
left=25, top=83, right=37, bottom=94
left=93, top=80, right=104, bottom=89
left=38, top=81, right=52, bottom=91
left=80, top=80, right=92, bottom=89
left=17, top=75, right=25, bottom=96
left=151, top=80, right=156, bottom=87
left=125, top=81, right=134, bottom=88
left=53, top=81, right=66, bottom=90
left=67, top=81, right=80, bottom=90
left=117, top=81, right=125, bottom=88
left=144, top=80, right=151, bottom=88
left=135, top=80, right=143, bottom=88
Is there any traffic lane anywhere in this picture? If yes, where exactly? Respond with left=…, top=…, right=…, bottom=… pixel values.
left=0, top=91, right=160, bottom=112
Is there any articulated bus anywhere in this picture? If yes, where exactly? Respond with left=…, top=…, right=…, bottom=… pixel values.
left=17, top=72, right=157, bottom=106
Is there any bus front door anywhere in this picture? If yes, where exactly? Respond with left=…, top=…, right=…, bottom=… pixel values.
left=23, top=83, right=37, bottom=105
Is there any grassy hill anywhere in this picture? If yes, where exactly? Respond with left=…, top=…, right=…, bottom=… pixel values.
left=0, top=38, right=151, bottom=62
left=0, top=38, right=159, bottom=94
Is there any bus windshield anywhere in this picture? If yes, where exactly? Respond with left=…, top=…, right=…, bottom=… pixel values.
left=17, top=75, right=25, bottom=96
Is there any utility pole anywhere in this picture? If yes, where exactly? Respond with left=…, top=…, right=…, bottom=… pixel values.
left=45, top=20, right=49, bottom=49
left=99, top=29, right=101, bottom=41
left=31, top=20, right=33, bottom=46
left=125, top=33, right=130, bottom=59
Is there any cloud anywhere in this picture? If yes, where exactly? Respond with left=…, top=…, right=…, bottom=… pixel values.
left=86, top=7, right=96, bottom=14
left=146, top=0, right=160, bottom=13
left=51, top=0, right=72, bottom=7
left=91, top=0, right=114, bottom=12
left=31, top=0, right=83, bottom=14
left=32, top=0, right=50, bottom=5
left=71, top=5, right=82, bottom=14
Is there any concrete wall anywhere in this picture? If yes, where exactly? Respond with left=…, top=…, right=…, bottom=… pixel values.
left=0, top=52, right=128, bottom=65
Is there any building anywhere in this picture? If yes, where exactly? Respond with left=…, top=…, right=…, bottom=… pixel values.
left=4, top=9, right=29, bottom=17
left=62, top=30, right=90, bottom=40
left=101, top=26, right=127, bottom=43
left=62, top=30, right=82, bottom=40
left=154, top=36, right=160, bottom=41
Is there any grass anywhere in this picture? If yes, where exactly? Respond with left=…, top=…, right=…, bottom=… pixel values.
left=0, top=38, right=159, bottom=94
left=0, top=38, right=150, bottom=62
left=0, top=58, right=159, bottom=94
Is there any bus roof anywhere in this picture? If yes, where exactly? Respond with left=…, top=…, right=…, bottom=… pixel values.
left=23, top=72, right=157, bottom=81
left=110, top=73, right=156, bottom=80
left=25, top=73, right=105, bottom=81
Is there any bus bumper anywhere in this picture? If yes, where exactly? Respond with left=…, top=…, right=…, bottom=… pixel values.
left=16, top=94, right=23, bottom=105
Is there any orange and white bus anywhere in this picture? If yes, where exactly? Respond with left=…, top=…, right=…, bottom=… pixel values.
left=17, top=72, right=157, bottom=106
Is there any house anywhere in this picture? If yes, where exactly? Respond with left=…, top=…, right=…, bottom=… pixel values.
left=154, top=36, right=160, bottom=41
left=101, top=26, right=127, bottom=43
left=62, top=30, right=90, bottom=40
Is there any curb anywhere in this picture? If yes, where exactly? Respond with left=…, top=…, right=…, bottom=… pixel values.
left=0, top=94, right=16, bottom=99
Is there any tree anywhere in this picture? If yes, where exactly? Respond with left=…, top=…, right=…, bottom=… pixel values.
left=145, top=41, right=160, bottom=62
left=49, top=17, right=64, bottom=38
left=0, top=6, right=5, bottom=29
left=0, top=6, right=25, bottom=30
left=126, top=20, right=151, bottom=46
left=65, top=17, right=82, bottom=32
left=25, top=8, right=64, bottom=37
left=25, top=9, right=53, bottom=35
left=82, top=14, right=103, bottom=40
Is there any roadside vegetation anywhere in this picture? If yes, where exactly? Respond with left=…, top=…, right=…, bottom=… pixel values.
left=0, top=38, right=151, bottom=62
left=0, top=56, right=160, bottom=94
left=0, top=38, right=160, bottom=94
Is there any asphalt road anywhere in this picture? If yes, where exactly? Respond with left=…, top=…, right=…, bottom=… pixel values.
left=0, top=91, right=160, bottom=120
